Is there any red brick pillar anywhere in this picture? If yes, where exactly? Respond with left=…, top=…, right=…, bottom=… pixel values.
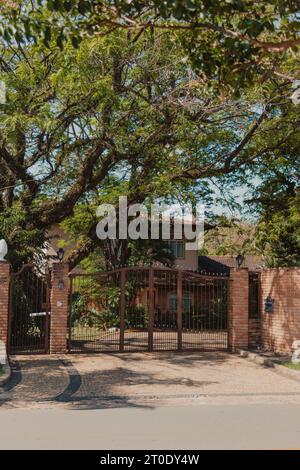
left=0, top=261, right=10, bottom=350
left=229, top=267, right=249, bottom=351
left=50, top=262, right=69, bottom=354
left=261, top=268, right=300, bottom=354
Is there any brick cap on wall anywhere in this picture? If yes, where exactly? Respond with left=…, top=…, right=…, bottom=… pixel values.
left=261, top=267, right=300, bottom=271
left=229, top=267, right=249, bottom=273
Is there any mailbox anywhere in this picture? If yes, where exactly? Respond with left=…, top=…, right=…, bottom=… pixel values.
left=264, top=295, right=274, bottom=313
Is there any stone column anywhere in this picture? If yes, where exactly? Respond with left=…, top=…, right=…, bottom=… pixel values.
left=0, top=261, right=10, bottom=350
left=50, top=262, right=69, bottom=354
left=229, top=267, right=249, bottom=351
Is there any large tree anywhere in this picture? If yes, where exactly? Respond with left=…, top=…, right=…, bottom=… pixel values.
left=0, top=20, right=299, bottom=268
left=249, top=138, right=300, bottom=266
left=2, top=1, right=300, bottom=90
left=255, top=185, right=300, bottom=267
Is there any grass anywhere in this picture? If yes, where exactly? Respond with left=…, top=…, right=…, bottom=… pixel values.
left=0, top=364, right=3, bottom=376
left=281, top=362, right=300, bottom=371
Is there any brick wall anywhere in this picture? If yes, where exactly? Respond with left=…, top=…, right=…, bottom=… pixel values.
left=261, top=268, right=300, bottom=354
left=229, top=268, right=249, bottom=351
left=50, top=262, right=69, bottom=354
left=3, top=260, right=298, bottom=356
left=0, top=261, right=10, bottom=349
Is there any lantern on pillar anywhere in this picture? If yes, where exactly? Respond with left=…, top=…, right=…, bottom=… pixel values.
left=235, top=253, right=244, bottom=269
left=0, top=239, right=8, bottom=261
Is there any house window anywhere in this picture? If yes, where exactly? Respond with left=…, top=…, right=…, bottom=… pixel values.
left=167, top=240, right=184, bottom=259
left=169, top=291, right=193, bottom=313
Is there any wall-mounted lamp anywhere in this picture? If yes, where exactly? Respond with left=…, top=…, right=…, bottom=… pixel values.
left=236, top=253, right=244, bottom=269
left=58, top=280, right=65, bottom=290
left=57, top=248, right=65, bottom=262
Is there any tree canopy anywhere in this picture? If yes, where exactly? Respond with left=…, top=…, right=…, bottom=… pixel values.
left=0, top=4, right=299, bottom=268
left=249, top=129, right=300, bottom=266
left=1, top=1, right=300, bottom=91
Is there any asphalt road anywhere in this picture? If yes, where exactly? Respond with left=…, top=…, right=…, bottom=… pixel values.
left=1, top=404, right=300, bottom=450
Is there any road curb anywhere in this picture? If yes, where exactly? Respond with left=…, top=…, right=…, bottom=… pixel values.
left=237, top=349, right=300, bottom=383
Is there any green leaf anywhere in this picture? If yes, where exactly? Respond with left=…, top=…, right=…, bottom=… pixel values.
left=64, top=0, right=73, bottom=12
left=71, top=35, right=80, bottom=48
left=44, top=26, right=52, bottom=43
left=78, top=0, right=90, bottom=15
left=56, top=33, right=65, bottom=50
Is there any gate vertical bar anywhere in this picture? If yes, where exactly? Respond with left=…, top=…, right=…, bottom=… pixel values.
left=7, top=274, right=13, bottom=354
left=44, top=271, right=50, bottom=353
left=119, top=269, right=126, bottom=352
left=148, top=267, right=154, bottom=352
left=227, top=277, right=230, bottom=349
left=177, top=270, right=182, bottom=351
left=68, top=274, right=73, bottom=353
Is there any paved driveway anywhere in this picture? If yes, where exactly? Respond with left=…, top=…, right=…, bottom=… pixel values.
left=1, top=352, right=300, bottom=408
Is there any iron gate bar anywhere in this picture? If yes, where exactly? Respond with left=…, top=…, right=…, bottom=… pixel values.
left=68, top=266, right=230, bottom=353
left=9, top=264, right=51, bottom=354
left=148, top=267, right=154, bottom=352
left=44, top=274, right=50, bottom=354
left=119, top=269, right=126, bottom=352
left=68, top=265, right=229, bottom=280
left=68, top=275, right=73, bottom=353
left=177, top=270, right=183, bottom=351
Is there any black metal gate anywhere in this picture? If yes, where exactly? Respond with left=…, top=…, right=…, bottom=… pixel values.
left=9, top=264, right=51, bottom=354
left=69, top=267, right=229, bottom=353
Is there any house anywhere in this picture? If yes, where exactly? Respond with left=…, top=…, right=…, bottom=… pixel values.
left=135, top=249, right=262, bottom=328
left=47, top=222, right=262, bottom=272
left=46, top=222, right=200, bottom=270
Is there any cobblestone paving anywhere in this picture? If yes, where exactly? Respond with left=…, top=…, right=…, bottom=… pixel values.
left=0, top=356, right=69, bottom=408
left=1, top=352, right=300, bottom=409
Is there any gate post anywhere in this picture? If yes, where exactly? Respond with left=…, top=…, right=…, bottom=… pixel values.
left=229, top=267, right=249, bottom=351
left=0, top=261, right=10, bottom=350
left=50, top=262, right=69, bottom=354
